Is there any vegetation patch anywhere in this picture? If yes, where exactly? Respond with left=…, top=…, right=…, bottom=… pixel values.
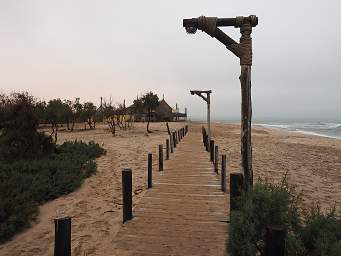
left=0, top=140, right=105, bottom=243
left=229, top=178, right=341, bottom=256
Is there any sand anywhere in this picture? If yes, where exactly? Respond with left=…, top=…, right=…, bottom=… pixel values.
left=0, top=122, right=340, bottom=256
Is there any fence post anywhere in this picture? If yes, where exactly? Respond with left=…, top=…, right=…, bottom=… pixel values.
left=166, top=139, right=170, bottom=160
left=122, top=169, right=133, bottom=223
left=266, top=226, right=286, bottom=256
left=54, top=216, right=71, bottom=256
left=170, top=135, right=174, bottom=153
left=214, top=145, right=219, bottom=173
left=230, top=173, right=243, bottom=211
left=205, top=135, right=209, bottom=152
left=148, top=154, right=152, bottom=189
left=221, top=155, right=227, bottom=192
left=173, top=132, right=177, bottom=148
left=159, top=144, right=163, bottom=171
left=210, top=140, right=214, bottom=162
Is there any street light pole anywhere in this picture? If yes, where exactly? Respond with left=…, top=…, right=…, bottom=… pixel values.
left=190, top=90, right=212, bottom=151
left=184, top=15, right=258, bottom=191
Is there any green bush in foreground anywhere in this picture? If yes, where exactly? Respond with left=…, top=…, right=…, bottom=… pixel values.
left=0, top=140, right=105, bottom=243
left=229, top=178, right=341, bottom=256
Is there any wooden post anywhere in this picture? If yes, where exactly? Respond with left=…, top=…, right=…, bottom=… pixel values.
left=210, top=140, right=214, bottom=162
left=240, top=65, right=253, bottom=191
left=205, top=135, right=209, bottom=152
left=148, top=154, right=152, bottom=189
left=122, top=169, right=133, bottom=223
left=166, top=139, right=170, bottom=160
left=159, top=145, right=163, bottom=171
left=221, top=155, right=227, bottom=192
left=214, top=145, right=219, bottom=173
left=173, top=132, right=177, bottom=148
left=230, top=173, right=243, bottom=211
left=170, top=135, right=174, bottom=153
left=54, top=216, right=71, bottom=256
left=266, top=226, right=286, bottom=256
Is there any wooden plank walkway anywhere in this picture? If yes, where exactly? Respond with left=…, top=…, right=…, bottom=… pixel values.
left=111, top=131, right=229, bottom=256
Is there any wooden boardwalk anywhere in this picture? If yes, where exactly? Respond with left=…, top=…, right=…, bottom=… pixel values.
left=112, top=131, right=229, bottom=256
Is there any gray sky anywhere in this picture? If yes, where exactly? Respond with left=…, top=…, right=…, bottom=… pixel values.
left=0, top=0, right=340, bottom=121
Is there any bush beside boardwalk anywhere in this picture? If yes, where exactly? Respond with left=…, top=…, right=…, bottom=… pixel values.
left=0, top=140, right=105, bottom=243
left=229, top=177, right=341, bottom=256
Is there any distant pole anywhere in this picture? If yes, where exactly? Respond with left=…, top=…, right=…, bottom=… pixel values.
left=54, top=216, right=71, bottom=256
left=148, top=154, right=152, bottom=188
left=170, top=135, right=174, bottom=153
left=221, top=155, right=227, bottom=192
left=122, top=169, right=133, bottom=223
left=214, top=145, right=219, bottom=173
left=166, top=139, right=170, bottom=160
left=210, top=140, right=214, bottom=162
left=190, top=90, right=212, bottom=151
left=159, top=145, right=163, bottom=171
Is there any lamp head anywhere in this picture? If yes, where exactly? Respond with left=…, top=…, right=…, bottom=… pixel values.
left=183, top=18, right=198, bottom=34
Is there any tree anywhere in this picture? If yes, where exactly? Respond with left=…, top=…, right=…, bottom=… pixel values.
left=102, top=100, right=116, bottom=136
left=46, top=99, right=64, bottom=142
left=141, top=92, right=159, bottom=133
left=0, top=92, right=54, bottom=162
left=82, top=102, right=97, bottom=129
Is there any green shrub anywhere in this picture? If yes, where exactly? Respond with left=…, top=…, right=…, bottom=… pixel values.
left=0, top=140, right=105, bottom=243
left=229, top=177, right=341, bottom=256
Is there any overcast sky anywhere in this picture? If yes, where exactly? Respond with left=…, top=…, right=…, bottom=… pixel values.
left=0, top=0, right=340, bottom=121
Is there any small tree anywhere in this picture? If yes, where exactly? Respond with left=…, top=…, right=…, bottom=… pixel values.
left=46, top=99, right=64, bottom=142
left=141, top=92, right=159, bottom=133
left=102, top=100, right=116, bottom=136
left=82, top=102, right=97, bottom=129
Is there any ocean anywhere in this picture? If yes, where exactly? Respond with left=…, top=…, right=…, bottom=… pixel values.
left=257, top=122, right=341, bottom=140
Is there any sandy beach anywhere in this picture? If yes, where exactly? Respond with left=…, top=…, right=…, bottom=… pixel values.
left=0, top=122, right=340, bottom=256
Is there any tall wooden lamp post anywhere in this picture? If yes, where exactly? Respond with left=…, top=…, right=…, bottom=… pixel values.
left=190, top=90, right=212, bottom=150
left=183, top=15, right=258, bottom=191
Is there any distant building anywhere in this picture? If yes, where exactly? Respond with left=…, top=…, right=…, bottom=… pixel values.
left=127, top=99, right=187, bottom=122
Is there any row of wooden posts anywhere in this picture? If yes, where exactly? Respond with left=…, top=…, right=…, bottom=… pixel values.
left=201, top=127, right=286, bottom=256
left=53, top=125, right=189, bottom=256
left=123, top=125, right=189, bottom=223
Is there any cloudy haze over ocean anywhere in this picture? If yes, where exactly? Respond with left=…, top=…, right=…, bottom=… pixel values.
left=0, top=0, right=340, bottom=121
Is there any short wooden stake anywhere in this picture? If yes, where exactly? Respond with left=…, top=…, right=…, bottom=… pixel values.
left=230, top=173, right=243, bottom=211
left=205, top=135, right=209, bottom=152
left=122, top=169, right=133, bottom=223
left=148, top=153, right=152, bottom=189
left=210, top=140, right=214, bottom=162
left=266, top=226, right=286, bottom=256
left=54, top=216, right=71, bottom=256
left=221, top=155, right=227, bottom=192
left=170, top=135, right=174, bottom=153
left=159, top=144, right=163, bottom=171
left=166, top=139, right=170, bottom=160
left=214, top=145, right=218, bottom=173
left=173, top=132, right=177, bottom=148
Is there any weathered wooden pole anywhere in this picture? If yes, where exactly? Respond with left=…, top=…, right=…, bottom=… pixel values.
left=230, top=173, right=243, bottom=211
left=183, top=15, right=258, bottom=191
left=122, top=169, right=133, bottom=223
left=221, top=154, right=227, bottom=192
left=190, top=90, right=212, bottom=151
left=166, top=139, right=170, bottom=160
left=54, top=216, right=71, bottom=256
left=170, top=135, right=174, bottom=153
left=214, top=145, right=219, bottom=173
left=148, top=153, right=152, bottom=189
left=173, top=132, right=177, bottom=148
left=159, top=144, right=163, bottom=171
left=210, top=140, right=214, bottom=162
left=266, top=226, right=286, bottom=256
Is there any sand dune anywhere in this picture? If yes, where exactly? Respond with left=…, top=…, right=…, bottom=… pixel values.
left=0, top=122, right=340, bottom=255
